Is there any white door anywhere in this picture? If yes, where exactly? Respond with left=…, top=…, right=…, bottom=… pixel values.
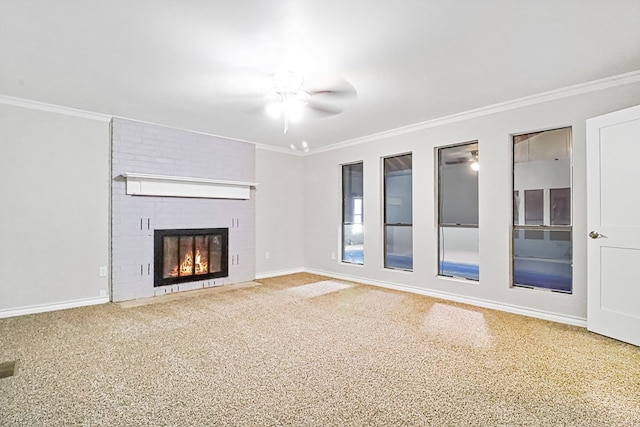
left=586, top=104, right=640, bottom=346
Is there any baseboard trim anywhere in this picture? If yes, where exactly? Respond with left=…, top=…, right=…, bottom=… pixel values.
left=0, top=297, right=110, bottom=319
left=1, top=270, right=588, bottom=327
left=255, top=267, right=305, bottom=280
left=305, top=268, right=588, bottom=327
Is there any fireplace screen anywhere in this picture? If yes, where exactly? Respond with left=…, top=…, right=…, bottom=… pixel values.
left=154, top=228, right=228, bottom=287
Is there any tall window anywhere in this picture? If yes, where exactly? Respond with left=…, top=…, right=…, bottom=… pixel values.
left=384, top=154, right=413, bottom=270
left=437, top=142, right=479, bottom=281
left=512, top=127, right=572, bottom=293
left=342, top=162, right=364, bottom=264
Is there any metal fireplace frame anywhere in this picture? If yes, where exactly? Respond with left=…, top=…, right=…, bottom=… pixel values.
left=154, top=228, right=229, bottom=287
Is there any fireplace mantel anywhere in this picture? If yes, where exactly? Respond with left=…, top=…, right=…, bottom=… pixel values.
left=121, top=173, right=257, bottom=199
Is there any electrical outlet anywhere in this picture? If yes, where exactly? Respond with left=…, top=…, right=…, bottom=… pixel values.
left=99, top=266, right=107, bottom=277
left=265, top=252, right=270, bottom=260
left=331, top=252, right=336, bottom=260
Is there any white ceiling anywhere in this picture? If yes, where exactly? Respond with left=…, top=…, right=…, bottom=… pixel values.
left=2, top=1, right=640, bottom=150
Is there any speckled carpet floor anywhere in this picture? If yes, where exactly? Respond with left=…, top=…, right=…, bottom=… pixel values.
left=1, top=273, right=639, bottom=426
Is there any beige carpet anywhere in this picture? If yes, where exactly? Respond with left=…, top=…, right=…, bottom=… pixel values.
left=1, top=273, right=638, bottom=426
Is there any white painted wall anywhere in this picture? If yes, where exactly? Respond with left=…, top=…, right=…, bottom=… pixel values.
left=302, top=82, right=640, bottom=321
left=1, top=80, right=638, bottom=323
left=0, top=103, right=110, bottom=314
left=255, top=148, right=305, bottom=277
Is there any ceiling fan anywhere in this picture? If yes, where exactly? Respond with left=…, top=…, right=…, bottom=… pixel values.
left=443, top=150, right=479, bottom=171
left=262, top=70, right=356, bottom=134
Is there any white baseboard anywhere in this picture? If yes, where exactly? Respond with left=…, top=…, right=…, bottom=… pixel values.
left=305, top=268, right=587, bottom=328
left=0, top=296, right=110, bottom=319
left=255, top=267, right=305, bottom=280
left=1, top=270, right=588, bottom=327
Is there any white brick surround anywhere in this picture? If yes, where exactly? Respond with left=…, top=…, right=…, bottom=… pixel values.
left=111, top=118, right=255, bottom=301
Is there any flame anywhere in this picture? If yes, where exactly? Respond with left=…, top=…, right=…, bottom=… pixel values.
left=169, top=250, right=208, bottom=277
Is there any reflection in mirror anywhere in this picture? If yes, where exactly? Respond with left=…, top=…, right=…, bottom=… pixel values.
left=512, top=127, right=572, bottom=293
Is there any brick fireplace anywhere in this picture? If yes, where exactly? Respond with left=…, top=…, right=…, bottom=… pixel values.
left=110, top=118, right=256, bottom=302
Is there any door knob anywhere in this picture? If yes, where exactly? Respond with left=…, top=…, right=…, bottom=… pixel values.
left=589, top=231, right=605, bottom=239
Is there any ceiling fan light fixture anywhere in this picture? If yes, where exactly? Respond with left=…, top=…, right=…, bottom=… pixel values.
left=263, top=70, right=351, bottom=133
left=283, top=98, right=305, bottom=122
left=265, top=101, right=282, bottom=119
left=469, top=151, right=479, bottom=171
left=272, top=70, right=304, bottom=93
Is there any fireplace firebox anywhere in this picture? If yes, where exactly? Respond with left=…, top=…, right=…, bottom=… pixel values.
left=154, top=228, right=228, bottom=287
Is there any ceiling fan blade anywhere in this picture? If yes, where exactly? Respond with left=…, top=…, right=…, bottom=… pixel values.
left=444, top=157, right=470, bottom=165
left=306, top=76, right=357, bottom=98
left=307, top=99, right=343, bottom=116
left=308, top=88, right=356, bottom=98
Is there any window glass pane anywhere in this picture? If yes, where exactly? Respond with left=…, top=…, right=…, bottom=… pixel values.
left=385, top=226, right=413, bottom=270
left=550, top=188, right=571, bottom=225
left=179, top=236, right=194, bottom=276
left=353, top=198, right=363, bottom=223
left=437, top=142, right=479, bottom=281
left=209, top=235, right=222, bottom=273
left=384, top=154, right=412, bottom=271
left=343, top=224, right=363, bottom=264
left=513, top=230, right=572, bottom=293
left=343, top=163, right=363, bottom=223
left=193, top=236, right=208, bottom=275
left=513, top=127, right=572, bottom=293
left=342, top=163, right=363, bottom=264
left=438, top=226, right=479, bottom=280
left=438, top=144, right=478, bottom=225
left=384, top=154, right=412, bottom=225
left=524, top=229, right=544, bottom=240
left=163, top=236, right=179, bottom=278
left=524, top=189, right=544, bottom=225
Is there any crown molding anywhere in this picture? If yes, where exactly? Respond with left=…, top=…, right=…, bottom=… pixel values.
left=311, top=69, right=640, bottom=155
left=4, top=69, right=639, bottom=153
left=111, top=116, right=260, bottom=146
left=255, top=143, right=306, bottom=156
left=0, top=94, right=261, bottom=147
left=0, top=94, right=112, bottom=122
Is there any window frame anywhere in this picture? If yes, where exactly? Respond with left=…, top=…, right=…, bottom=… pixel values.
left=436, top=140, right=480, bottom=281
left=341, top=161, right=364, bottom=265
left=511, top=127, right=573, bottom=293
left=383, top=153, right=413, bottom=271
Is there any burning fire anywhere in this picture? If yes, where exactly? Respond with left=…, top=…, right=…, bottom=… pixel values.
left=170, top=250, right=208, bottom=277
